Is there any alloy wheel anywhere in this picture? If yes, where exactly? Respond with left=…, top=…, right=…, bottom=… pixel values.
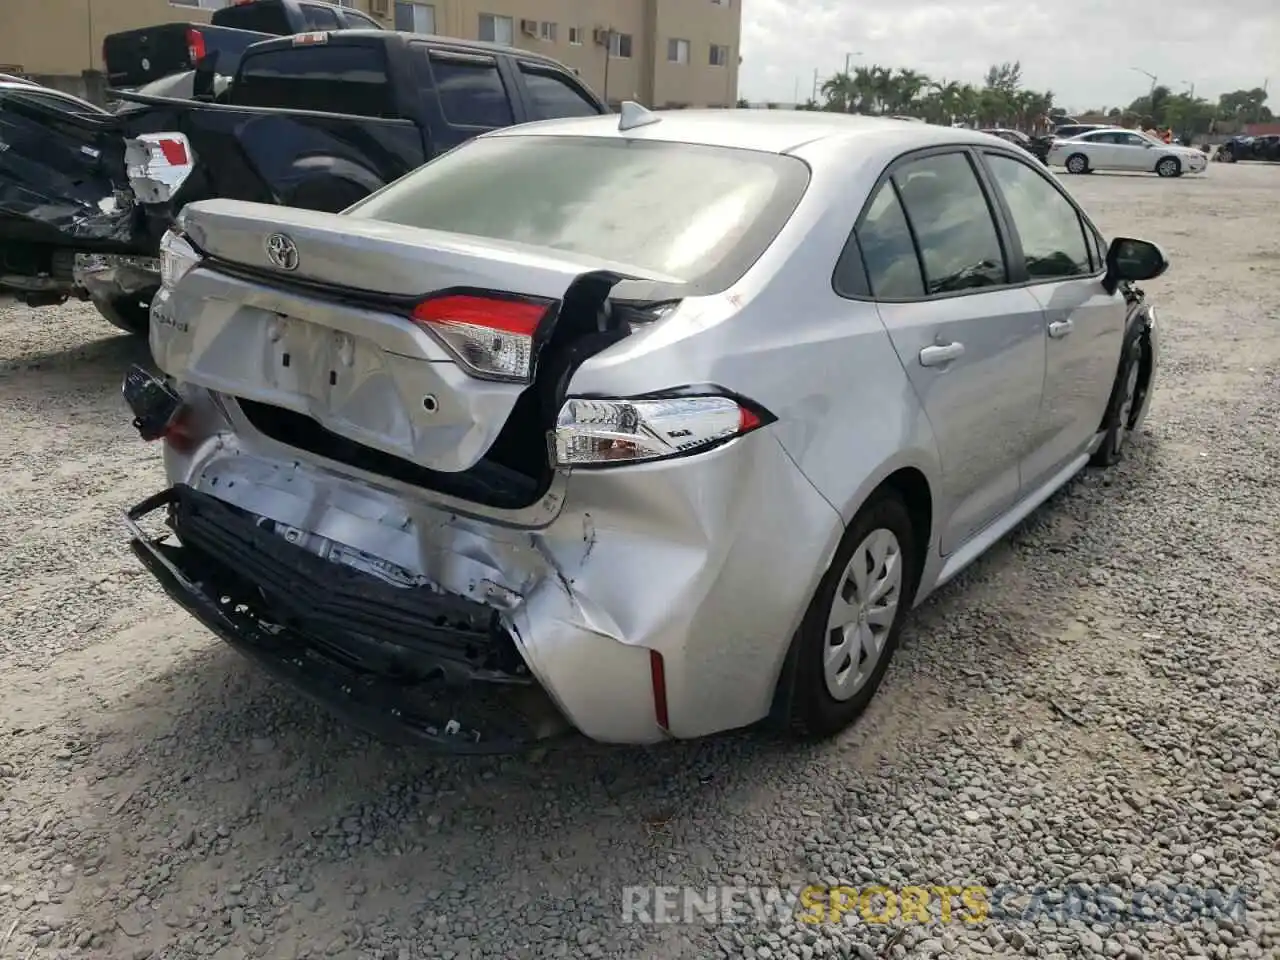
left=824, top=528, right=903, bottom=701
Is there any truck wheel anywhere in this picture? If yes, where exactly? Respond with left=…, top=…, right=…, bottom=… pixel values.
left=92, top=293, right=152, bottom=336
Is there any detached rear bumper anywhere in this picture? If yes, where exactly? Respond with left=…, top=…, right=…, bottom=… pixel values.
left=125, top=486, right=571, bottom=754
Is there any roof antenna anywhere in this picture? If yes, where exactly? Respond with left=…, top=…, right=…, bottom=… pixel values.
left=618, top=100, right=661, bottom=132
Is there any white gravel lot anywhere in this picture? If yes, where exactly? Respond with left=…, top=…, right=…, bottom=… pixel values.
left=1, top=164, right=1277, bottom=960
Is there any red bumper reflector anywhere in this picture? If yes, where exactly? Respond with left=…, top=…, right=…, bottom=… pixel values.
left=157, top=138, right=189, bottom=166
left=649, top=650, right=670, bottom=731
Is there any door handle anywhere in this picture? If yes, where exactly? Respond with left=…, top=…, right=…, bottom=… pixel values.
left=919, top=342, right=965, bottom=367
left=1048, top=319, right=1073, bottom=339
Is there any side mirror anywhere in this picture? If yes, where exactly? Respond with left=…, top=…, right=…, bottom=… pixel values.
left=1103, top=237, right=1168, bottom=293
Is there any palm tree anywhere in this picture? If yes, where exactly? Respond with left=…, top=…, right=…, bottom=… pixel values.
left=819, top=72, right=857, bottom=113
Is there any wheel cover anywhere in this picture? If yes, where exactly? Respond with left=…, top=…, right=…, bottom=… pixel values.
left=824, top=528, right=903, bottom=701
left=1159, top=159, right=1177, bottom=176
left=1067, top=155, right=1085, bottom=172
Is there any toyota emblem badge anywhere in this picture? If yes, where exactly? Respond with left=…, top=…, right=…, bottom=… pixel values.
left=264, top=233, right=299, bottom=271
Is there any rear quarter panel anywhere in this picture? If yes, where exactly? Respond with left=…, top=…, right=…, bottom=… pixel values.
left=566, top=133, right=944, bottom=598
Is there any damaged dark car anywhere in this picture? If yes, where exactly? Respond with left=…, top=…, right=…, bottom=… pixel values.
left=0, top=78, right=159, bottom=332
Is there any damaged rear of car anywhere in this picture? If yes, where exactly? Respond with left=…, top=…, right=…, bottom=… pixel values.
left=0, top=79, right=163, bottom=332
left=124, top=124, right=832, bottom=749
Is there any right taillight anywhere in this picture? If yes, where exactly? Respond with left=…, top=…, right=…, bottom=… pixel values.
left=186, top=27, right=206, bottom=65
left=411, top=292, right=553, bottom=383
left=553, top=393, right=772, bottom=468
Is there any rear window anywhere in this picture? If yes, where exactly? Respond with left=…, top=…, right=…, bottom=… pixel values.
left=211, top=1, right=293, bottom=33
left=230, top=43, right=395, bottom=117
left=344, top=135, right=810, bottom=290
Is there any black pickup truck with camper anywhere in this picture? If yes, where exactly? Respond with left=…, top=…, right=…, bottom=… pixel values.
left=102, top=0, right=383, bottom=90
left=0, top=30, right=606, bottom=334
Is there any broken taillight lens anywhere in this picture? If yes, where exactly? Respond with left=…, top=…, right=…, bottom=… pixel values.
left=411, top=293, right=553, bottom=383
left=186, top=27, right=206, bottom=65
left=553, top=394, right=771, bottom=468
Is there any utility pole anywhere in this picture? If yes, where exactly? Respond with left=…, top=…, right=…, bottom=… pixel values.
left=601, top=27, right=613, bottom=106
left=811, top=67, right=818, bottom=102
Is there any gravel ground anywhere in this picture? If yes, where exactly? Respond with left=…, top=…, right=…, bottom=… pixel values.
left=1, top=164, right=1278, bottom=960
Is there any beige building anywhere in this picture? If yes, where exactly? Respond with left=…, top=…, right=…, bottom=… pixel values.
left=0, top=0, right=741, bottom=108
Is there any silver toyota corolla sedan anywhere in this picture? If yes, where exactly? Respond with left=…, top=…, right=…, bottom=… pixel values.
left=123, top=106, right=1168, bottom=751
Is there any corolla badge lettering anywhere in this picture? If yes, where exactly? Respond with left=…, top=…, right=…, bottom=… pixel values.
left=264, top=233, right=299, bottom=271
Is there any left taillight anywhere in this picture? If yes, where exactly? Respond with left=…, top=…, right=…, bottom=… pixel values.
left=186, top=27, right=206, bottom=65
left=411, top=293, right=553, bottom=383
left=553, top=393, right=773, bottom=468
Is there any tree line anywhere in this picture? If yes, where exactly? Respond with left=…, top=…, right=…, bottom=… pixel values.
left=738, top=60, right=1272, bottom=135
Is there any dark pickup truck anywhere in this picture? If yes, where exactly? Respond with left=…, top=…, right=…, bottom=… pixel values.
left=103, top=0, right=383, bottom=89
left=1, top=30, right=606, bottom=333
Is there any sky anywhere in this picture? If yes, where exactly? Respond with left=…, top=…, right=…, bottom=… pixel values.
left=738, top=0, right=1278, bottom=112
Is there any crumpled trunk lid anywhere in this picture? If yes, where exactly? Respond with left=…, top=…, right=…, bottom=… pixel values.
left=159, top=199, right=676, bottom=477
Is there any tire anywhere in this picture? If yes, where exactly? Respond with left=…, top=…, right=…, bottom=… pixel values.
left=779, top=492, right=919, bottom=739
left=1155, top=156, right=1181, bottom=178
left=1090, top=320, right=1147, bottom=467
left=1219, top=147, right=1236, bottom=163
left=1065, top=153, right=1089, bottom=174
left=92, top=293, right=152, bottom=336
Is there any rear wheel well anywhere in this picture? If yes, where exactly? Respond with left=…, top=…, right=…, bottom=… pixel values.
left=878, top=467, right=932, bottom=586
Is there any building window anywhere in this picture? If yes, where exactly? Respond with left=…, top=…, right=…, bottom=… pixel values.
left=667, top=39, right=689, bottom=64
left=709, top=44, right=730, bottom=67
left=539, top=21, right=557, bottom=41
left=478, top=13, right=514, bottom=45
left=395, top=2, right=435, bottom=32
left=609, top=32, right=632, bottom=59
left=568, top=26, right=582, bottom=45
left=169, top=0, right=230, bottom=8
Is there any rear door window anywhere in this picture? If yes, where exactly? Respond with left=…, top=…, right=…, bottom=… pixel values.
left=848, top=183, right=926, bottom=299
left=211, top=0, right=293, bottom=33
left=424, top=51, right=514, bottom=128
left=891, top=152, right=1007, bottom=294
left=342, top=10, right=383, bottom=28
left=300, top=5, right=342, bottom=29
left=517, top=65, right=600, bottom=120
left=230, top=44, right=396, bottom=117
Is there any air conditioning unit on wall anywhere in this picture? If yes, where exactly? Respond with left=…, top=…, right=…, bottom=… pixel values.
left=592, top=27, right=610, bottom=46
left=520, top=19, right=538, bottom=36
left=370, top=0, right=388, bottom=15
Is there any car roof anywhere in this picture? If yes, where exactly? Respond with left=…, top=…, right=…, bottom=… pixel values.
left=483, top=109, right=1012, bottom=156
left=1057, top=126, right=1140, bottom=139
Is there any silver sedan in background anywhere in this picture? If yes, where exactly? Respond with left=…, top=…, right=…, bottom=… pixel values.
left=123, top=108, right=1168, bottom=750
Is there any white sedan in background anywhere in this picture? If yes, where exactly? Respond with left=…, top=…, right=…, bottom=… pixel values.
left=1048, top=127, right=1208, bottom=178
